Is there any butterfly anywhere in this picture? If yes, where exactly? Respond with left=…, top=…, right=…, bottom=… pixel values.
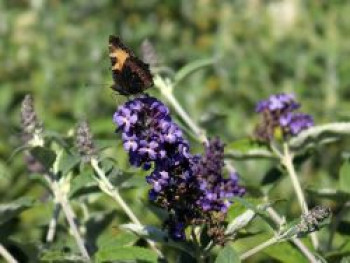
left=108, top=35, right=153, bottom=95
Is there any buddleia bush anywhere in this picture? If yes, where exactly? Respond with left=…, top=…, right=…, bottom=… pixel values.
left=2, top=1, right=350, bottom=263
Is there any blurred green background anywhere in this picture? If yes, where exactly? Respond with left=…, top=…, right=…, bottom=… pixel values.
left=1, top=0, right=350, bottom=262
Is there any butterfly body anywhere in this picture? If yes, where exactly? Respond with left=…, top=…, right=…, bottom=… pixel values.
left=109, top=35, right=153, bottom=95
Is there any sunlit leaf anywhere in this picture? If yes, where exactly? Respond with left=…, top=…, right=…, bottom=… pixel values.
left=231, top=197, right=278, bottom=229
left=225, top=209, right=256, bottom=236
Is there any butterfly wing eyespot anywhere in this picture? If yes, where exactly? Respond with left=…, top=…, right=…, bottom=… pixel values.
left=108, top=35, right=154, bottom=96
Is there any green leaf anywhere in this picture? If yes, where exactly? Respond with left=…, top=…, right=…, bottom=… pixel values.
left=119, top=173, right=148, bottom=189
left=29, top=147, right=56, bottom=171
left=120, top=223, right=168, bottom=242
left=59, top=152, right=80, bottom=176
left=120, top=223, right=196, bottom=257
left=289, top=123, right=350, bottom=151
left=225, top=139, right=275, bottom=160
left=264, top=240, right=308, bottom=263
left=339, top=161, right=350, bottom=193
left=231, top=197, right=278, bottom=229
left=98, top=159, right=145, bottom=189
left=225, top=209, right=256, bottom=236
left=41, top=250, right=85, bottom=262
left=174, top=58, right=215, bottom=86
left=0, top=197, right=34, bottom=224
left=231, top=197, right=261, bottom=211
left=226, top=201, right=248, bottom=222
left=95, top=247, right=158, bottom=263
left=215, top=245, right=240, bottom=263
left=69, top=171, right=97, bottom=199
left=97, top=231, right=138, bottom=249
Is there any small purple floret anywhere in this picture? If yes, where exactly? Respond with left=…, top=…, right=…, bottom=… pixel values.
left=255, top=93, right=313, bottom=139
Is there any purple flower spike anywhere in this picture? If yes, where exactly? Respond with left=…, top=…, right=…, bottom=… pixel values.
left=193, top=139, right=245, bottom=214
left=113, top=96, right=245, bottom=244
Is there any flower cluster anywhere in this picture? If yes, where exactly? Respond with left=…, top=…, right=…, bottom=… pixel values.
left=113, top=95, right=195, bottom=239
left=75, top=120, right=97, bottom=162
left=21, top=94, right=43, bottom=144
left=296, top=206, right=331, bottom=237
left=193, top=138, right=245, bottom=214
left=191, top=138, right=245, bottom=244
left=113, top=95, right=187, bottom=170
left=21, top=95, right=46, bottom=173
left=113, top=95, right=245, bottom=243
left=255, top=93, right=314, bottom=141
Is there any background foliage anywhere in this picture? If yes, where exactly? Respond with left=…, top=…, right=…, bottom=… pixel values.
left=1, top=0, right=350, bottom=262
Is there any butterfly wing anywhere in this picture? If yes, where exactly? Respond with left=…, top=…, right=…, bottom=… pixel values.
left=123, top=57, right=153, bottom=92
left=108, top=35, right=153, bottom=95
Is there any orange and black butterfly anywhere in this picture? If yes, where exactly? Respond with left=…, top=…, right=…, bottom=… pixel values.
left=108, top=35, right=153, bottom=95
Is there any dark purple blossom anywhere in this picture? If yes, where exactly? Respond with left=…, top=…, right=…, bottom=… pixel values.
left=168, top=221, right=186, bottom=241
left=255, top=93, right=299, bottom=113
left=113, top=95, right=245, bottom=243
left=193, top=138, right=245, bottom=214
left=255, top=93, right=314, bottom=140
left=288, top=113, right=314, bottom=135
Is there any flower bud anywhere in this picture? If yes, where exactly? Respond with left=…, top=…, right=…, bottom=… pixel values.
left=76, top=121, right=96, bottom=162
left=296, top=206, right=331, bottom=237
left=21, top=94, right=43, bottom=144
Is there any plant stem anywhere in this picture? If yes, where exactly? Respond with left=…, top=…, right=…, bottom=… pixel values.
left=282, top=143, right=308, bottom=214
left=0, top=243, right=18, bottom=263
left=44, top=173, right=91, bottom=261
left=27, top=129, right=90, bottom=260
left=46, top=202, right=60, bottom=243
left=90, top=158, right=163, bottom=259
left=240, top=236, right=279, bottom=261
left=282, top=143, right=319, bottom=249
left=267, top=207, right=318, bottom=263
